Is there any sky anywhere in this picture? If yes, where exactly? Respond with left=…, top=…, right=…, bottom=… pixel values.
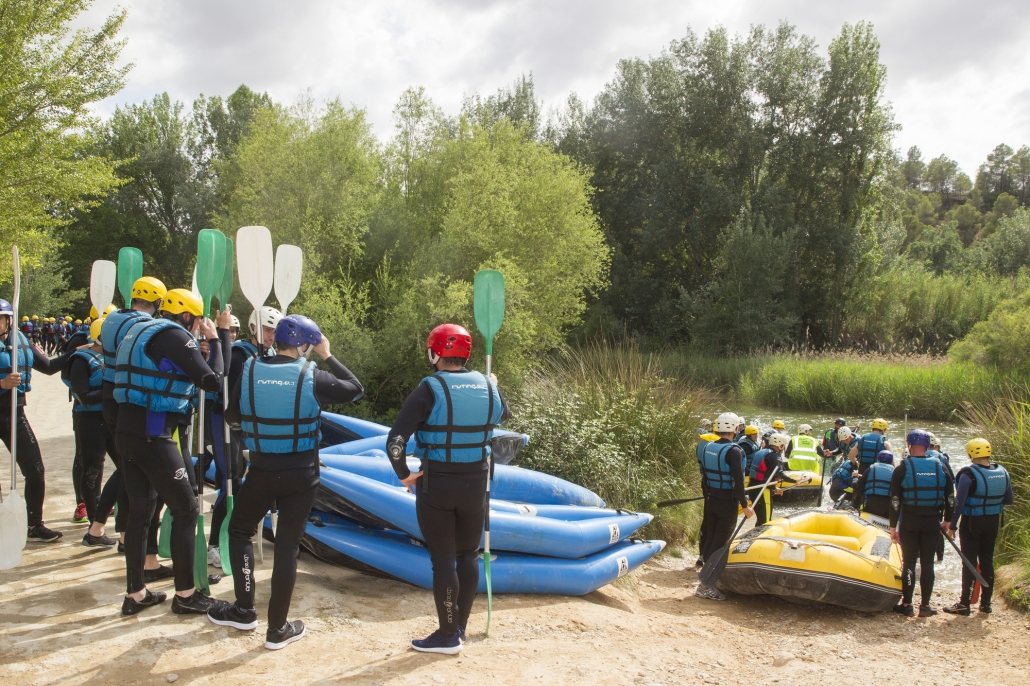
left=77, top=0, right=1030, bottom=176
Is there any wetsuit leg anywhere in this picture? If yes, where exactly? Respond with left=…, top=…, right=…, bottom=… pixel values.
left=700, top=496, right=738, bottom=562
left=0, top=408, right=46, bottom=527
left=415, top=471, right=488, bottom=635
left=753, top=488, right=770, bottom=527
left=959, top=514, right=999, bottom=605
left=207, top=412, right=235, bottom=548
left=72, top=412, right=83, bottom=505
left=697, top=495, right=709, bottom=561
left=118, top=433, right=199, bottom=594
left=99, top=399, right=129, bottom=532
left=227, top=464, right=319, bottom=627
left=899, top=514, right=940, bottom=606
left=75, top=415, right=108, bottom=521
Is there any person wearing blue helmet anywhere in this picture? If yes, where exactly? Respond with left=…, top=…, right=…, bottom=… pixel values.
left=849, top=449, right=895, bottom=519
left=889, top=428, right=955, bottom=618
left=210, top=314, right=362, bottom=650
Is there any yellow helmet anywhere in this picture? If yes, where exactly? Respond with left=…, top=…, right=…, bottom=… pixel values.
left=84, top=316, right=92, bottom=324
left=89, top=304, right=118, bottom=319
left=74, top=319, right=82, bottom=326
left=21, top=316, right=28, bottom=322
left=49, top=317, right=55, bottom=323
left=966, top=438, right=992, bottom=459
left=31, top=315, right=38, bottom=321
left=744, top=425, right=759, bottom=436
left=871, top=418, right=889, bottom=432
left=131, top=276, right=167, bottom=303
left=772, top=420, right=786, bottom=430
left=89, top=318, right=104, bottom=341
left=65, top=315, right=72, bottom=322
left=160, top=289, right=203, bottom=317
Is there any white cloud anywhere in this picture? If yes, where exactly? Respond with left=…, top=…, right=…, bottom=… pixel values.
left=78, top=0, right=1030, bottom=175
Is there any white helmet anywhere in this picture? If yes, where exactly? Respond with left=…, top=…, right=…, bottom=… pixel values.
left=249, top=306, right=282, bottom=336
left=927, top=432, right=940, bottom=448
left=767, top=433, right=790, bottom=450
left=799, top=423, right=813, bottom=435
left=714, top=412, right=741, bottom=434
left=837, top=426, right=853, bottom=441
left=230, top=315, right=241, bottom=329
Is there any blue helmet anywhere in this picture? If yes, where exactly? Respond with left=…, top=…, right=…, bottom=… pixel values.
left=906, top=429, right=931, bottom=448
left=877, top=450, right=894, bottom=464
left=0, top=299, right=11, bottom=317
left=275, top=314, right=322, bottom=348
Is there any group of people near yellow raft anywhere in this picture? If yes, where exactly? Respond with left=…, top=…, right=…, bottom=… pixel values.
left=1, top=276, right=503, bottom=654
left=693, top=413, right=1013, bottom=617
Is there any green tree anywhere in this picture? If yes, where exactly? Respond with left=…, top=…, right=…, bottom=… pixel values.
left=977, top=143, right=1015, bottom=206
left=923, top=154, right=959, bottom=202
left=0, top=0, right=128, bottom=279
left=901, top=146, right=925, bottom=189
left=946, top=202, right=982, bottom=246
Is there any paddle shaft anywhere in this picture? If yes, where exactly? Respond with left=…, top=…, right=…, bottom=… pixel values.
left=10, top=247, right=19, bottom=492
left=658, top=478, right=810, bottom=508
left=943, top=530, right=990, bottom=588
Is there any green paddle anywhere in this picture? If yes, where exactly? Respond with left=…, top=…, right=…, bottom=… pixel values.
left=193, top=229, right=227, bottom=594
left=217, top=237, right=235, bottom=575
left=117, top=247, right=143, bottom=308
left=473, top=269, right=504, bottom=638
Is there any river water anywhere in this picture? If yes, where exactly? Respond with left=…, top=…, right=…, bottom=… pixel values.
left=721, top=405, right=977, bottom=599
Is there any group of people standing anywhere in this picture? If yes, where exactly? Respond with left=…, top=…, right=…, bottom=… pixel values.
left=2, top=278, right=507, bottom=654
left=692, top=413, right=1013, bottom=617
left=19, top=314, right=89, bottom=355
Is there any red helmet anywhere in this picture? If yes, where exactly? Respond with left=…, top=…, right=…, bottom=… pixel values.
left=426, top=323, right=472, bottom=360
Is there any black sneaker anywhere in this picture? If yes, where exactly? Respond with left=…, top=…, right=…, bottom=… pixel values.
left=265, top=620, right=306, bottom=650
left=27, top=524, right=62, bottom=542
left=207, top=602, right=258, bottom=630
left=171, top=591, right=216, bottom=615
left=943, top=602, right=970, bottom=616
left=918, top=605, right=938, bottom=617
left=979, top=603, right=993, bottom=614
left=121, top=589, right=167, bottom=616
left=411, top=629, right=462, bottom=655
left=117, top=542, right=125, bottom=554
left=695, top=557, right=704, bottom=568
left=82, top=532, right=117, bottom=547
left=143, top=565, right=175, bottom=582
left=458, top=626, right=467, bottom=644
left=892, top=603, right=915, bottom=617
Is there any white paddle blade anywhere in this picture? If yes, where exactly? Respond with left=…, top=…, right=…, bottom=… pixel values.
left=191, top=265, right=200, bottom=299
left=0, top=490, right=27, bottom=569
left=89, top=260, right=117, bottom=316
left=236, top=226, right=274, bottom=313
left=273, top=244, right=303, bottom=315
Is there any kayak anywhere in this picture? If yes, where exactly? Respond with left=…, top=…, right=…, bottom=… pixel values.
left=316, top=468, right=651, bottom=558
left=319, top=452, right=605, bottom=507
left=297, top=512, right=666, bottom=595
left=718, top=510, right=902, bottom=613
left=321, top=427, right=530, bottom=465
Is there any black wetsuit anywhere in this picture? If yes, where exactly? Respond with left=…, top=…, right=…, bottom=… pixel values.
left=699, top=439, right=749, bottom=563
left=950, top=469, right=1014, bottom=607
left=750, top=451, right=796, bottom=526
left=850, top=469, right=890, bottom=519
left=0, top=334, right=67, bottom=527
left=889, top=460, right=955, bottom=607
left=67, top=351, right=116, bottom=522
left=387, top=369, right=510, bottom=636
left=118, top=324, right=229, bottom=595
left=223, top=352, right=362, bottom=628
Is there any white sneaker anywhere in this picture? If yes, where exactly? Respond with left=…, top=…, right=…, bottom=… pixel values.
left=208, top=546, right=222, bottom=567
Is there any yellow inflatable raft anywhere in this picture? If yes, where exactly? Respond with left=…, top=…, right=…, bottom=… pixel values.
left=718, top=510, right=902, bottom=613
left=775, top=456, right=823, bottom=502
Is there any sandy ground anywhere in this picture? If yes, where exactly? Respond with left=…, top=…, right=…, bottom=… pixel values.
left=2, top=372, right=1030, bottom=686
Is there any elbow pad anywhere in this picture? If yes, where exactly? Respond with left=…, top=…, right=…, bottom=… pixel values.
left=387, top=435, right=406, bottom=463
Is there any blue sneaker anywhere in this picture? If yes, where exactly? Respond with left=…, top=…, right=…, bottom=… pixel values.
left=411, top=629, right=462, bottom=654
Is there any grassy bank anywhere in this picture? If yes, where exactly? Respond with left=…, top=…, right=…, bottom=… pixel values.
left=508, top=341, right=708, bottom=544
left=963, top=391, right=1030, bottom=609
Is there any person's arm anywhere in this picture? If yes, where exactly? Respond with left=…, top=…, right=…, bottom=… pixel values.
left=941, top=468, right=955, bottom=525
left=851, top=471, right=868, bottom=505
left=385, top=383, right=436, bottom=480
left=312, top=357, right=363, bottom=405
left=228, top=346, right=248, bottom=392
left=728, top=445, right=748, bottom=509
left=28, top=341, right=67, bottom=375
left=148, top=325, right=228, bottom=393
left=848, top=442, right=858, bottom=466
left=224, top=371, right=243, bottom=428
left=950, top=472, right=973, bottom=531
left=889, top=461, right=906, bottom=529
left=68, top=357, right=102, bottom=406
left=1004, top=478, right=1014, bottom=506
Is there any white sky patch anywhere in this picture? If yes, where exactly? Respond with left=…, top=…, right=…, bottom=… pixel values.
left=75, top=0, right=1030, bottom=176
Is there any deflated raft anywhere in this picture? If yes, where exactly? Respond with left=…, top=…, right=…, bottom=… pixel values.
left=718, top=510, right=902, bottom=613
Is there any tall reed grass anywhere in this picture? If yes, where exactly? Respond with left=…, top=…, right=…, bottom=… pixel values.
left=508, top=340, right=710, bottom=543
left=962, top=390, right=1030, bottom=608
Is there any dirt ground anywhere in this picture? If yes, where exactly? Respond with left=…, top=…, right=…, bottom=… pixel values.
left=2, top=373, right=1029, bottom=686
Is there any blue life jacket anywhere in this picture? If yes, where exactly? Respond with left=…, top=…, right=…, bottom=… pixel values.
left=900, top=456, right=946, bottom=508
left=415, top=371, right=504, bottom=464
left=832, top=463, right=854, bottom=488
left=101, top=310, right=151, bottom=383
left=737, top=436, right=759, bottom=458
left=239, top=357, right=320, bottom=453
left=748, top=448, right=772, bottom=480
left=961, top=463, right=1010, bottom=517
left=233, top=340, right=259, bottom=358
left=864, top=462, right=894, bottom=500
left=699, top=441, right=744, bottom=490
left=856, top=432, right=886, bottom=467
left=113, top=319, right=194, bottom=414
left=0, top=330, right=33, bottom=395
left=62, top=349, right=104, bottom=412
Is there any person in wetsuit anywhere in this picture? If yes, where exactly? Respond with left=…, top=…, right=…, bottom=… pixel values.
left=850, top=449, right=894, bottom=519
left=749, top=432, right=797, bottom=526
left=385, top=323, right=507, bottom=654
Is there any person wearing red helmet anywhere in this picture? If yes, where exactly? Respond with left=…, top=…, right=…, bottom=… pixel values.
left=386, top=323, right=508, bottom=654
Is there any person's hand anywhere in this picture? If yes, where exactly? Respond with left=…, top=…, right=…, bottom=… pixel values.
left=0, top=373, right=21, bottom=389
left=743, top=506, right=755, bottom=519
left=199, top=340, right=210, bottom=356
left=312, top=334, right=330, bottom=360
left=774, top=489, right=784, bottom=496
left=489, top=373, right=498, bottom=385
left=940, top=521, right=953, bottom=536
left=400, top=471, right=422, bottom=494
left=197, top=317, right=217, bottom=340
left=889, top=527, right=900, bottom=544
left=214, top=306, right=232, bottom=330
